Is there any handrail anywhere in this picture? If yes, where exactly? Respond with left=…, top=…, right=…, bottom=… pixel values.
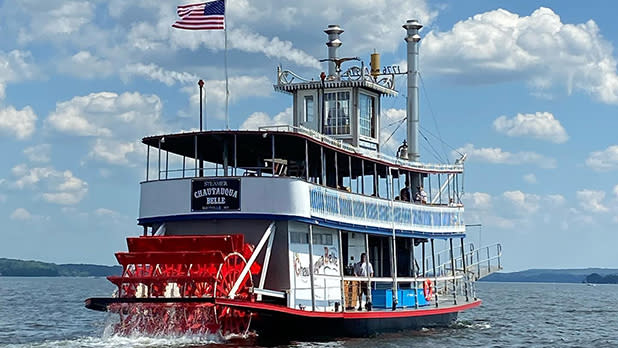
left=258, top=124, right=463, bottom=173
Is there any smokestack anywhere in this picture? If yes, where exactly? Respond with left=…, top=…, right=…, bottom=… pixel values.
left=324, top=25, right=344, bottom=78
left=403, top=19, right=422, bottom=163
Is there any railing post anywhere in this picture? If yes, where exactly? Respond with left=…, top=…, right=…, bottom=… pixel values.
left=422, top=242, right=426, bottom=277
left=158, top=139, right=162, bottom=180
left=460, top=237, right=469, bottom=301
left=476, top=249, right=481, bottom=279
left=497, top=244, right=502, bottom=270
left=487, top=246, right=491, bottom=274
left=305, top=139, right=309, bottom=181
left=271, top=134, right=276, bottom=176
left=194, top=135, right=198, bottom=177
left=365, top=233, right=372, bottom=305
left=165, top=151, right=169, bottom=179
left=431, top=239, right=439, bottom=307
left=449, top=238, right=457, bottom=305
left=145, top=145, right=150, bottom=181
left=308, top=224, right=316, bottom=311
left=411, top=238, right=418, bottom=309
left=234, top=133, right=238, bottom=176
left=338, top=229, right=345, bottom=312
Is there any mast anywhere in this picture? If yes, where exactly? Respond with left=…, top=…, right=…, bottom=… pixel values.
left=403, top=20, right=423, bottom=188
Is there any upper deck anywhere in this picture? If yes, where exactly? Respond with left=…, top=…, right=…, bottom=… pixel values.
left=140, top=126, right=466, bottom=237
left=142, top=126, right=463, bottom=175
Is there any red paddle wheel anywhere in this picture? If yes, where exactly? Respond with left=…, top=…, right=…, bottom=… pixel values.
left=214, top=252, right=254, bottom=337
left=106, top=234, right=260, bottom=337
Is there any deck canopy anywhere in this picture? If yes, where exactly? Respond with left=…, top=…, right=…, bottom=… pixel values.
left=142, top=129, right=463, bottom=181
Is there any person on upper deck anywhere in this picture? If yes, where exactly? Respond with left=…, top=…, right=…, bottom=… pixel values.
left=415, top=185, right=427, bottom=204
left=400, top=179, right=411, bottom=202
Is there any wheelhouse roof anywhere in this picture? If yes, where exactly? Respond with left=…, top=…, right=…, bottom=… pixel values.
left=142, top=128, right=463, bottom=176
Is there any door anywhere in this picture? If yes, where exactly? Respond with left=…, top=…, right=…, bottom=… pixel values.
left=298, top=90, right=318, bottom=131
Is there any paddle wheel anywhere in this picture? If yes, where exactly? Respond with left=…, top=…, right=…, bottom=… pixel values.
left=106, top=234, right=261, bottom=337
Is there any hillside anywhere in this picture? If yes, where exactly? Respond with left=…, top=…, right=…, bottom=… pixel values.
left=481, top=268, right=618, bottom=283
left=0, top=258, right=121, bottom=277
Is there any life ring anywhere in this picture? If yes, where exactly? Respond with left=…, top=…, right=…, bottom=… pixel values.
left=423, top=279, right=433, bottom=301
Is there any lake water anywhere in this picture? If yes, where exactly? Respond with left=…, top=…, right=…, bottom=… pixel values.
left=1, top=277, right=617, bottom=347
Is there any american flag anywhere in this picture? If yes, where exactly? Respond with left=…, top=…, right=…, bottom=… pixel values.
left=172, top=0, right=225, bottom=30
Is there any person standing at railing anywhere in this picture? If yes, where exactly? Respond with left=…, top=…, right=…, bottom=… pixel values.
left=414, top=186, right=427, bottom=204
left=354, top=253, right=374, bottom=311
left=400, top=179, right=411, bottom=202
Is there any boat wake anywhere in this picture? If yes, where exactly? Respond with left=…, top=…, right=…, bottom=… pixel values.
left=2, top=335, right=222, bottom=348
left=451, top=319, right=492, bottom=330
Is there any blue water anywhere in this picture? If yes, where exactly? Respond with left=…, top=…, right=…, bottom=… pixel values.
left=1, top=277, right=617, bottom=347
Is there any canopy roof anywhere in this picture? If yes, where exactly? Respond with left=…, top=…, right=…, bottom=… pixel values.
left=143, top=129, right=463, bottom=177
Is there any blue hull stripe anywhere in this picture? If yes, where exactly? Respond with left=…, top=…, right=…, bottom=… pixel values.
left=138, top=213, right=465, bottom=239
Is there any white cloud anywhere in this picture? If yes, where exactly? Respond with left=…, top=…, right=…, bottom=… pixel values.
left=455, top=144, right=556, bottom=168
left=10, top=208, right=32, bottom=221
left=523, top=173, right=537, bottom=184
left=240, top=107, right=292, bottom=130
left=0, top=106, right=37, bottom=139
left=88, top=139, right=136, bottom=166
left=423, top=7, right=618, bottom=104
left=546, top=194, right=565, bottom=206
left=182, top=76, right=273, bottom=120
left=465, top=192, right=492, bottom=210
left=58, top=51, right=114, bottom=79
left=0, top=50, right=36, bottom=100
left=614, top=185, right=618, bottom=198
left=10, top=164, right=88, bottom=205
left=493, top=112, right=568, bottom=143
left=585, top=145, right=618, bottom=171
left=121, top=63, right=197, bottom=86
left=17, top=1, right=96, bottom=43
left=23, top=144, right=51, bottom=163
left=576, top=189, right=608, bottom=213
left=46, top=91, right=167, bottom=166
left=503, top=190, right=541, bottom=214
left=108, top=1, right=435, bottom=71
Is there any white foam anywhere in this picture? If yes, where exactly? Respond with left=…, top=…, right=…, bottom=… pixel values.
left=4, top=335, right=221, bottom=348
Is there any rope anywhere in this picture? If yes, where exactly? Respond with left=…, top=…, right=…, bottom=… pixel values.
left=419, top=72, right=450, bottom=162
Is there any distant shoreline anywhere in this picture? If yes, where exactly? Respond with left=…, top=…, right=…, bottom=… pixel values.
left=0, top=258, right=121, bottom=277
left=2, top=258, right=617, bottom=284
left=481, top=268, right=618, bottom=284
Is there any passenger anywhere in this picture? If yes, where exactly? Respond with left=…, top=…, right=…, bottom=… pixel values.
left=354, top=253, right=374, bottom=311
left=400, top=179, right=411, bottom=202
left=415, top=186, right=427, bottom=204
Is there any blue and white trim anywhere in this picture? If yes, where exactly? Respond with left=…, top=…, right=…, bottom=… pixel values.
left=138, top=177, right=465, bottom=236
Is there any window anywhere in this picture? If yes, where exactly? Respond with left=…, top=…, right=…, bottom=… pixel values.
left=359, top=93, right=375, bottom=138
left=290, top=232, right=309, bottom=244
left=304, top=95, right=314, bottom=123
left=324, top=91, right=350, bottom=135
left=312, top=233, right=334, bottom=245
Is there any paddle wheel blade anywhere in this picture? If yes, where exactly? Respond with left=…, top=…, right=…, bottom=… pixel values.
left=98, top=234, right=261, bottom=338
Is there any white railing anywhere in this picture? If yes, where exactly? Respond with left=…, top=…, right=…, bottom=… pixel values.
left=258, top=125, right=463, bottom=173
left=309, top=185, right=465, bottom=233
left=427, top=243, right=502, bottom=280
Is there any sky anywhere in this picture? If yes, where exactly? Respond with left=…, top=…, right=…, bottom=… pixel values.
left=0, top=0, right=617, bottom=272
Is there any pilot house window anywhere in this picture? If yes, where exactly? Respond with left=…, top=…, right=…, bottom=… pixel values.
left=304, top=95, right=314, bottom=123
left=359, top=93, right=375, bottom=138
left=324, top=92, right=350, bottom=135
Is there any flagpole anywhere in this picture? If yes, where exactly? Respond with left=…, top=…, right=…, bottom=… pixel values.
left=224, top=0, right=229, bottom=129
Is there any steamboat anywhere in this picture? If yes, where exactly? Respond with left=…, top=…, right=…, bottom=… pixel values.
left=85, top=20, right=502, bottom=340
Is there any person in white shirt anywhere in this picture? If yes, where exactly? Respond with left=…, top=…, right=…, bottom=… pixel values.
left=415, top=185, right=427, bottom=204
left=354, top=253, right=374, bottom=310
